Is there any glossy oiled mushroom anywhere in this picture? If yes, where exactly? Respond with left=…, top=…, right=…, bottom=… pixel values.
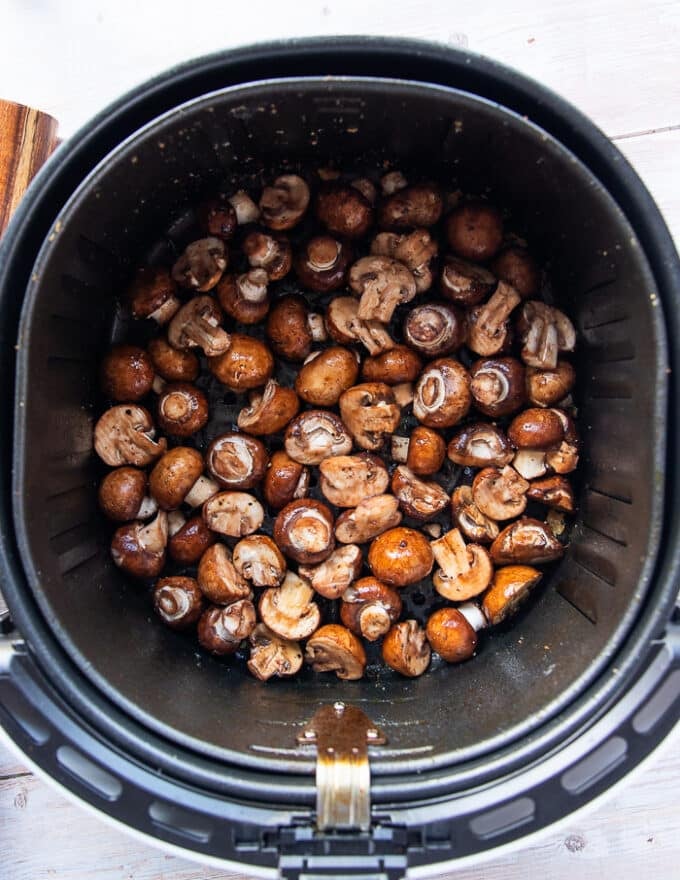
left=469, top=357, right=526, bottom=418
left=340, top=577, right=402, bottom=642
left=507, top=407, right=565, bottom=449
left=247, top=624, right=303, bottom=681
left=390, top=426, right=446, bottom=476
left=481, top=565, right=543, bottom=625
left=127, top=266, right=180, bottom=325
left=149, top=447, right=217, bottom=510
left=206, top=433, right=268, bottom=490
left=348, top=255, right=417, bottom=323
left=263, top=450, right=310, bottom=510
left=284, top=410, right=353, bottom=465
left=147, top=338, right=199, bottom=383
left=447, top=423, right=514, bottom=469
left=168, top=514, right=217, bottom=565
left=98, top=467, right=157, bottom=522
left=352, top=177, right=377, bottom=203
left=233, top=535, right=287, bottom=588
left=237, top=380, right=300, bottom=436
left=517, top=301, right=576, bottom=369
left=490, top=517, right=565, bottom=565
left=526, top=475, right=575, bottom=512
left=526, top=361, right=576, bottom=407
left=450, top=486, right=499, bottom=545
left=426, top=607, right=478, bottom=663
left=273, top=499, right=335, bottom=564
left=403, top=302, right=466, bottom=358
left=391, top=466, right=449, bottom=520
left=259, top=572, right=321, bottom=640
left=172, top=237, right=227, bottom=291
left=156, top=383, right=209, bottom=437
left=467, top=282, right=522, bottom=357
left=259, top=175, right=310, bottom=230
left=167, top=296, right=231, bottom=357
left=490, top=246, right=540, bottom=299
left=100, top=345, right=155, bottom=402
left=361, top=345, right=423, bottom=385
left=319, top=453, right=389, bottom=508
left=445, top=201, right=503, bottom=261
left=544, top=409, right=580, bottom=474
left=325, top=296, right=395, bottom=356
left=371, top=228, right=438, bottom=293
left=94, top=405, right=167, bottom=467
left=413, top=358, right=471, bottom=429
left=295, top=236, right=353, bottom=292
left=339, top=383, right=401, bottom=451
left=380, top=170, right=408, bottom=195
left=197, top=600, right=256, bottom=655
left=197, top=543, right=252, bottom=605
left=440, top=256, right=496, bottom=307
left=315, top=184, right=374, bottom=239
left=294, top=347, right=359, bottom=407
left=334, top=494, right=403, bottom=544
left=202, top=492, right=265, bottom=537
left=379, top=184, right=443, bottom=229
left=472, top=466, right=529, bottom=521
left=431, top=527, right=493, bottom=601
left=216, top=270, right=270, bottom=325
left=110, top=510, right=168, bottom=579
left=299, top=544, right=363, bottom=599
left=304, top=624, right=367, bottom=680
left=196, top=197, right=237, bottom=240
left=243, top=231, right=292, bottom=280
left=381, top=620, right=431, bottom=678
left=266, top=294, right=323, bottom=362
left=208, top=334, right=274, bottom=391
left=368, top=527, right=434, bottom=587
left=512, top=448, right=548, bottom=481
left=153, top=576, right=204, bottom=630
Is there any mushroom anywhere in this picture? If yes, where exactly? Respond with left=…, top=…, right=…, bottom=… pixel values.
left=469, top=357, right=526, bottom=418
left=208, top=334, right=274, bottom=391
left=284, top=410, right=353, bottom=465
left=348, top=256, right=417, bottom=323
left=391, top=466, right=449, bottom=520
left=149, top=447, right=217, bottom=510
left=390, top=425, right=446, bottom=475
left=325, top=296, right=395, bottom=355
left=197, top=600, right=257, bottom=655
left=381, top=620, right=431, bottom=678
left=259, top=572, right=321, bottom=640
left=338, top=383, right=401, bottom=451
left=403, top=302, right=466, bottom=357
left=147, top=338, right=199, bottom=383
left=294, top=347, right=359, bottom=407
left=490, top=246, right=540, bottom=299
left=426, top=607, right=478, bottom=663
left=243, top=231, right=292, bottom=280
left=273, top=499, right=335, bottom=564
left=431, top=527, right=494, bottom=601
left=352, top=177, right=378, bottom=203
left=334, top=494, right=403, bottom=544
left=110, top=509, right=168, bottom=579
left=266, top=294, right=316, bottom=361
left=172, top=237, right=227, bottom=291
left=517, top=301, right=576, bottom=369
left=168, top=514, right=217, bottom=565
left=440, top=256, right=496, bottom=307
left=295, top=236, right=353, bottom=292
left=305, top=623, right=367, bottom=680
left=206, top=432, right=268, bottom=490
left=197, top=543, right=252, bottom=604
left=413, top=358, right=471, bottom=429
left=127, top=266, right=181, bottom=325
left=340, top=577, right=402, bottom=641
left=450, top=485, right=499, bottom=544
left=299, top=544, right=363, bottom=599
left=472, top=466, right=529, bottom=521
left=361, top=345, right=423, bottom=385
left=315, top=184, right=374, bottom=239
left=202, top=492, right=265, bottom=537
left=526, top=361, right=576, bottom=407
left=526, top=475, right=575, bottom=512
left=371, top=229, right=438, bottom=293
left=263, top=450, right=310, bottom=510
left=512, top=448, right=549, bottom=480
left=481, top=565, right=543, bottom=625
left=379, top=184, right=443, bottom=229
left=259, top=174, right=310, bottom=230
left=393, top=382, right=415, bottom=407
left=167, top=296, right=231, bottom=357
left=156, top=382, right=209, bottom=437
left=216, top=270, right=270, bottom=325
left=247, top=624, right=303, bottom=681
left=546, top=439, right=579, bottom=475
left=233, top=535, right=287, bottom=588
left=507, top=407, right=565, bottom=449
left=368, top=527, right=434, bottom=587
left=100, top=345, right=155, bottom=402
left=237, top=380, right=301, bottom=436
left=445, top=202, right=503, bottom=261
left=447, top=423, right=514, bottom=468
left=467, top=282, right=522, bottom=357
left=490, top=517, right=565, bottom=565
left=228, top=190, right=260, bottom=225
left=319, top=453, right=389, bottom=507
left=153, top=576, right=204, bottom=630
left=380, top=171, right=408, bottom=195
left=98, top=467, right=157, bottom=522
left=197, top=197, right=238, bottom=240
left=94, top=405, right=167, bottom=467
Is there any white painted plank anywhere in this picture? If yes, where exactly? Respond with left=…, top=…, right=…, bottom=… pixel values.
left=0, top=741, right=29, bottom=779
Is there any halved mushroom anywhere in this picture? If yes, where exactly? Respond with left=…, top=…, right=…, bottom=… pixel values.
left=426, top=607, right=478, bottom=663
left=229, top=190, right=260, bottom=225
left=472, top=466, right=529, bottom=521
left=381, top=620, right=431, bottom=678
left=379, top=184, right=443, bottom=229
left=403, top=302, right=466, bottom=357
left=98, top=467, right=157, bottom=522
left=325, top=296, right=395, bottom=355
left=512, top=448, right=548, bottom=480
left=156, top=382, right=209, bottom=437
left=202, top=492, right=265, bottom=537
left=340, top=577, right=402, bottom=641
left=305, top=624, right=367, bottom=681
left=216, top=270, right=270, bottom=325
left=233, top=535, right=287, bottom=588
left=481, top=565, right=543, bottom=625
left=295, top=236, right=353, bottom=292
left=259, top=175, right=310, bottom=230
left=447, top=423, right=514, bottom=468
left=243, top=231, right=292, bottom=280
left=127, top=266, right=181, bottom=325
left=110, top=510, right=168, bottom=579
left=237, top=380, right=301, bottom=436
left=445, top=201, right=503, bottom=261
left=440, top=256, right=496, bottom=307
left=371, top=229, right=438, bottom=292
left=413, top=358, right=471, bottom=429
left=391, top=465, right=449, bottom=520
left=153, top=576, right=204, bottom=630
left=361, top=345, right=423, bottom=385
left=197, top=543, right=252, bottom=604
left=334, top=494, right=403, bottom=544
left=294, top=346, right=359, bottom=407
left=263, top=450, right=310, bottom=510
left=353, top=177, right=378, bottom=203
left=168, top=514, right=217, bottom=565
left=284, top=410, right=353, bottom=465
left=368, top=527, right=434, bottom=587
left=517, top=301, right=576, bottom=369
left=450, top=486, right=500, bottom=544
left=149, top=447, right=216, bottom=510
left=339, top=383, right=401, bottom=451
left=198, top=600, right=256, bottom=655
left=431, top=527, right=494, bottom=601
left=100, top=344, right=155, bottom=402
left=315, top=184, right=374, bottom=239
left=490, top=246, right=540, bottom=300
left=259, top=572, right=321, bottom=640
left=319, top=453, right=389, bottom=508
left=526, top=475, right=575, bottom=512
left=147, top=338, right=199, bottom=383
left=546, top=440, right=580, bottom=475
left=469, top=357, right=526, bottom=418
left=94, top=405, right=167, bottom=467
left=508, top=407, right=565, bottom=449
left=380, top=170, right=408, bottom=194
left=167, top=296, right=231, bottom=357
left=299, top=544, right=363, bottom=599
left=467, top=282, right=522, bottom=357
left=206, top=433, right=268, bottom=490
left=273, top=499, right=335, bottom=565
left=197, top=197, right=238, bottom=240
left=247, top=624, right=303, bottom=681
left=490, top=517, right=565, bottom=565
left=172, top=237, right=227, bottom=291
left=348, top=256, right=417, bottom=323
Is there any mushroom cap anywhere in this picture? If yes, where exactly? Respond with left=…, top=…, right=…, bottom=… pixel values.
left=147, top=337, right=199, bottom=383
left=361, top=345, right=423, bottom=385
left=260, top=174, right=310, bottom=230
left=168, top=514, right=216, bottom=565
left=237, top=380, right=301, bottom=436
left=110, top=510, right=168, bottom=579
left=526, top=361, right=576, bottom=407
left=403, top=302, right=466, bottom=357
left=284, top=410, right=353, bottom=465
left=325, top=295, right=395, bottom=355
left=216, top=272, right=270, bottom=325
left=440, top=255, right=496, bottom=307
left=263, top=450, right=309, bottom=510
left=319, top=453, right=389, bottom=508
left=247, top=624, right=303, bottom=681
left=490, top=246, right=541, bottom=299
left=167, top=295, right=231, bottom=357
left=266, top=293, right=313, bottom=361
left=298, top=543, right=363, bottom=599
left=390, top=465, right=449, bottom=521
left=197, top=197, right=238, bottom=240
left=315, top=184, right=374, bottom=239
left=294, top=235, right=352, bottom=292
left=273, top=498, right=335, bottom=565
left=426, top=608, right=478, bottom=663
left=94, top=405, right=167, bottom=467
left=153, top=576, right=204, bottom=630
left=472, top=466, right=529, bottom=521
left=431, top=528, right=494, bottom=601
left=171, top=237, right=228, bottom=291
left=233, top=535, right=287, bottom=588
left=349, top=256, right=417, bottom=323
left=259, top=572, right=321, bottom=640
left=406, top=426, right=447, bottom=476
left=100, top=344, right=155, bottom=402
left=507, top=408, right=565, bottom=449
left=202, top=492, right=265, bottom=537
left=127, top=266, right=178, bottom=320
left=197, top=599, right=257, bottom=655
left=490, top=517, right=565, bottom=565
left=156, top=382, right=209, bottom=437
left=526, top=475, right=575, bottom=513
left=469, top=356, right=527, bottom=418
left=197, top=543, right=252, bottom=605
left=413, top=358, right=471, bottom=429
left=304, top=624, right=367, bottom=680
left=340, top=577, right=402, bottom=641
left=338, top=383, right=401, bottom=451
left=334, top=494, right=403, bottom=544
left=294, top=346, right=359, bottom=407
left=208, top=334, right=275, bottom=391
left=243, top=231, right=292, bottom=280
left=371, top=228, right=438, bottom=293
left=149, top=446, right=204, bottom=509
left=379, top=184, right=443, bottom=229
left=445, top=201, right=504, bottom=262
left=98, top=467, right=148, bottom=521
left=368, top=527, right=434, bottom=587
left=447, top=423, right=514, bottom=468
left=450, top=485, right=499, bottom=544
left=381, top=620, right=431, bottom=677
left=206, top=432, right=268, bottom=489
left=482, top=565, right=543, bottom=625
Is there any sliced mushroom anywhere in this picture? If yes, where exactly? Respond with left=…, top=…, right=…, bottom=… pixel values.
left=202, top=492, right=265, bottom=537
left=393, top=382, right=414, bottom=407
left=339, top=383, right=401, bottom=451
left=348, top=256, right=417, bottom=323
left=153, top=576, right=203, bottom=630
left=334, top=494, right=403, bottom=544
left=172, top=237, right=227, bottom=291
left=208, top=333, right=274, bottom=391
left=517, top=301, right=576, bottom=369
left=94, top=405, right=167, bottom=467
left=197, top=198, right=238, bottom=240
left=247, top=624, right=303, bottom=681
left=445, top=201, right=503, bottom=261
left=127, top=266, right=180, bottom=324
left=545, top=440, right=580, bottom=475
left=110, top=510, right=168, bottom=579
left=490, top=246, right=540, bottom=299
left=440, top=256, right=496, bottom=307
left=469, top=357, right=526, bottom=418
left=149, top=447, right=208, bottom=510
left=233, top=535, right=287, bottom=588
left=315, top=184, right=373, bottom=239
left=229, top=190, right=260, bottom=225
left=305, top=624, right=367, bottom=680
left=259, top=572, right=321, bottom=640
left=472, top=466, right=529, bottom=521
left=284, top=410, right=353, bottom=465
left=168, top=514, right=217, bottom=565
left=273, top=499, right=335, bottom=564
left=98, top=467, right=156, bottom=522
left=319, top=453, right=389, bottom=508
left=237, top=380, right=301, bottom=436
left=198, top=600, right=256, bottom=655
left=294, top=346, right=359, bottom=407
left=512, top=448, right=548, bottom=480
left=450, top=485, right=499, bottom=544
left=526, top=361, right=576, bottom=407
left=490, top=517, right=565, bottom=565
left=216, top=270, right=270, bottom=325
left=197, top=543, right=252, bottom=604
left=368, top=527, right=434, bottom=587
left=481, top=565, right=543, bottom=625
left=167, top=296, right=231, bottom=357
left=206, top=433, right=268, bottom=490
left=325, top=296, right=395, bottom=355
left=263, top=450, right=310, bottom=510
left=361, top=345, right=423, bottom=385
left=259, top=175, right=310, bottom=230
left=382, top=620, right=431, bottom=678
left=147, top=337, right=199, bottom=383
left=426, top=607, right=478, bottom=663
left=467, top=282, right=522, bottom=357
left=100, top=344, right=155, bottom=402
left=379, top=184, right=443, bottom=229
left=526, top=475, right=575, bottom=512
left=403, top=302, right=466, bottom=357
left=391, top=466, right=449, bottom=520
left=243, top=231, right=292, bottom=280
left=413, top=358, right=471, bottom=429
left=340, top=577, right=402, bottom=641
left=431, top=527, right=493, bottom=601
left=371, top=228, right=438, bottom=292
left=156, top=382, right=209, bottom=437
left=299, top=544, right=363, bottom=599
left=295, top=236, right=353, bottom=292
left=507, top=408, right=565, bottom=449
left=266, top=294, right=314, bottom=361
left=447, top=423, right=514, bottom=468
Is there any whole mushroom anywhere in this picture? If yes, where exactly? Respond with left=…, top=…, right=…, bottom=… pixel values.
left=362, top=345, right=423, bottom=385
left=197, top=600, right=256, bottom=655
left=149, top=447, right=217, bottom=510
left=94, top=405, right=167, bottom=467
left=100, top=345, right=155, bottom=402
left=294, top=347, right=359, bottom=407
left=237, top=380, right=300, bottom=436
left=206, top=432, right=269, bottom=490
left=340, top=577, right=402, bottom=642
left=295, top=236, right=353, bottom=292
left=368, top=527, right=434, bottom=587
left=379, top=184, right=443, bottom=229
left=413, top=358, right=471, bottom=429
left=305, top=624, right=367, bottom=680
left=263, top=450, right=310, bottom=510
left=196, top=197, right=237, bottom=240
left=127, top=266, right=180, bottom=325
left=440, top=256, right=496, bottom=307
left=315, top=184, right=374, bottom=239
left=481, top=565, right=543, bottom=625
left=208, top=334, right=274, bottom=391
left=390, top=426, right=446, bottom=476
left=526, top=361, right=576, bottom=407
left=445, top=202, right=503, bottom=261
left=153, top=576, right=204, bottom=630
left=382, top=620, right=431, bottom=678
left=273, top=499, right=335, bottom=564
left=242, top=230, right=292, bottom=280
left=110, top=510, right=168, bottom=579
left=403, top=302, right=466, bottom=357
left=507, top=408, right=565, bottom=449
left=266, top=294, right=322, bottom=362
left=469, top=357, right=526, bottom=418
left=156, top=383, right=209, bottom=437
left=147, top=338, right=199, bottom=383
left=216, top=270, right=270, bottom=325
left=490, top=246, right=541, bottom=299
left=98, top=467, right=157, bottom=521
left=426, top=608, right=478, bottom=663
left=168, top=514, right=217, bottom=565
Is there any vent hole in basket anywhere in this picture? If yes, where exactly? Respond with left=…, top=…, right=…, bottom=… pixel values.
left=633, top=669, right=680, bottom=734
left=560, top=736, right=627, bottom=795
left=56, top=745, right=123, bottom=801
left=148, top=800, right=213, bottom=844
left=0, top=683, right=50, bottom=745
left=469, top=796, right=535, bottom=840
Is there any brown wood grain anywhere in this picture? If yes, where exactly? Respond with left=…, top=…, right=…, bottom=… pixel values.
left=0, top=99, right=58, bottom=235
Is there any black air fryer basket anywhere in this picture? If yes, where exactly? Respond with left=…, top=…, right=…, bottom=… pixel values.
left=1, top=39, right=679, bottom=880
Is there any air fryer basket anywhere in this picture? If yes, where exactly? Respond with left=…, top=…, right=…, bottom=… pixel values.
left=1, top=39, right=679, bottom=878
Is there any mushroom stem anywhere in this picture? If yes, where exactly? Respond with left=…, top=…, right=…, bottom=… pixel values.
left=457, top=602, right=488, bottom=632
left=391, top=436, right=410, bottom=463
left=229, top=191, right=260, bottom=225
left=238, top=270, right=268, bottom=303
left=167, top=509, right=187, bottom=537
left=307, top=313, right=328, bottom=342
left=185, top=313, right=225, bottom=351
left=149, top=296, right=181, bottom=325
left=139, top=510, right=168, bottom=554
left=392, top=382, right=414, bottom=407
left=152, top=374, right=167, bottom=395
left=136, top=495, right=159, bottom=520
left=185, top=475, right=220, bottom=508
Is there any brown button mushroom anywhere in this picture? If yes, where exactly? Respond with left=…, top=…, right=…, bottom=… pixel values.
left=237, top=380, right=301, bottom=436
left=340, top=577, right=402, bottom=642
left=305, top=624, right=367, bottom=680
left=445, top=201, right=503, bottom=261
left=403, top=302, right=466, bottom=357
left=379, top=184, right=443, bottom=229
left=273, top=498, right=335, bottom=564
left=481, top=565, right=543, bottom=625
left=431, top=527, right=494, bottom=601
left=315, top=184, right=374, bottom=239
left=197, top=543, right=252, bottom=605
left=352, top=177, right=378, bottom=203
left=149, top=447, right=205, bottom=510
left=546, top=440, right=579, bottom=475
left=469, top=357, right=526, bottom=418
left=348, top=256, right=417, bottom=323
left=110, top=510, right=168, bottom=579
left=197, top=197, right=238, bottom=240
left=294, top=347, right=359, bottom=407
left=247, top=624, right=303, bottom=681
left=451, top=485, right=499, bottom=544
left=447, top=423, right=514, bottom=469
left=490, top=517, right=565, bottom=565
left=440, top=256, right=496, bottom=307
left=391, top=426, right=446, bottom=475
left=371, top=229, right=438, bottom=292
left=156, top=383, right=209, bottom=437
left=228, top=190, right=261, bottom=225
left=243, top=230, right=292, bottom=280
left=334, top=495, right=403, bottom=544
left=202, top=492, right=265, bottom=537
left=526, top=475, right=575, bottom=512
left=94, top=405, right=167, bottom=467
left=266, top=294, right=315, bottom=362
left=507, top=408, right=565, bottom=449
left=208, top=334, right=274, bottom=391
left=526, top=361, right=576, bottom=407
left=380, top=170, right=408, bottom=195
left=168, top=514, right=217, bottom=565
left=284, top=410, right=353, bottom=465
left=368, top=527, right=434, bottom=587
left=391, top=466, right=449, bottom=520
left=197, top=600, right=257, bottom=655
left=153, top=576, right=204, bottom=630
left=325, top=296, right=395, bottom=355
left=172, top=237, right=227, bottom=291
left=167, top=296, right=231, bottom=357
left=263, top=450, right=310, bottom=510
left=98, top=467, right=157, bottom=522
left=206, top=432, right=268, bottom=490
left=467, top=282, right=522, bottom=357
left=299, top=544, right=363, bottom=599
left=233, top=535, right=287, bottom=588
left=517, top=301, right=576, bottom=369
left=127, top=266, right=181, bottom=325
left=319, top=453, right=389, bottom=508
left=215, top=270, right=270, bottom=325
left=295, top=236, right=353, bottom=292
left=381, top=620, right=431, bottom=678
left=512, top=448, right=549, bottom=481
left=413, top=358, right=471, bottom=429
left=259, top=572, right=321, bottom=640
left=147, top=337, right=199, bottom=383
left=100, top=345, right=155, bottom=402
left=472, top=466, right=529, bottom=521
left=361, top=345, right=423, bottom=385
left=426, top=608, right=478, bottom=663
left=490, top=246, right=540, bottom=299
left=259, top=175, right=310, bottom=230
left=339, top=383, right=401, bottom=451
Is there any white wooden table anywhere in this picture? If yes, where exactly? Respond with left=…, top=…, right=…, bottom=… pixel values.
left=1, top=1, right=679, bottom=877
